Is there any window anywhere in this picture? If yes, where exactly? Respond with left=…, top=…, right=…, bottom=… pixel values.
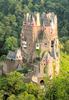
left=51, top=40, right=54, bottom=47
left=44, top=27, right=46, bottom=30
left=56, top=52, right=58, bottom=57
left=22, top=41, right=27, bottom=48
left=36, top=43, right=40, bottom=50
left=29, top=44, right=30, bottom=46
left=45, top=43, right=47, bottom=45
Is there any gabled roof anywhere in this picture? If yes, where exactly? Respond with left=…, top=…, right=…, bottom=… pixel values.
left=7, top=48, right=23, bottom=61
left=7, top=51, right=16, bottom=60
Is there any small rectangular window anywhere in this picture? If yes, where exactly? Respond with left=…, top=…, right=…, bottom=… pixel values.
left=51, top=41, right=54, bottom=47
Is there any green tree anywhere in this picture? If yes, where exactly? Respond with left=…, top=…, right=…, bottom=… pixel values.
left=64, top=40, right=69, bottom=53
left=5, top=36, right=18, bottom=51
left=45, top=74, right=69, bottom=100
left=27, top=82, right=45, bottom=100
left=18, top=92, right=35, bottom=100
left=6, top=71, right=27, bottom=94
left=60, top=26, right=68, bottom=37
left=0, top=90, right=4, bottom=100
left=7, top=94, right=16, bottom=100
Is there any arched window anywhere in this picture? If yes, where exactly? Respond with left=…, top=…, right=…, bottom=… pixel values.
left=40, top=80, right=44, bottom=85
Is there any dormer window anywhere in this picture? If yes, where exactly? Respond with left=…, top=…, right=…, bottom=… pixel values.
left=36, top=43, right=40, bottom=50
left=22, top=41, right=27, bottom=48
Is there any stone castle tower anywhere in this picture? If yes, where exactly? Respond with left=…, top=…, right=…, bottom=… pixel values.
left=21, top=12, right=60, bottom=84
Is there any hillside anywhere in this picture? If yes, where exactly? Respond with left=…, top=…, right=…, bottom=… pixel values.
left=60, top=52, right=69, bottom=75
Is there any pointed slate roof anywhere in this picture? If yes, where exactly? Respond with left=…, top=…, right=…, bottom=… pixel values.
left=7, top=48, right=22, bottom=61
left=7, top=51, right=16, bottom=60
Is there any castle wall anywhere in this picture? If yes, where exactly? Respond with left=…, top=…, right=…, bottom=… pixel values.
left=21, top=12, right=60, bottom=84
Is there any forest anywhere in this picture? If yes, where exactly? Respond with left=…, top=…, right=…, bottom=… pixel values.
left=0, top=0, right=69, bottom=100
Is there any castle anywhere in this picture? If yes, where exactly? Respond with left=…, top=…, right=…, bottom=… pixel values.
left=20, top=12, right=60, bottom=84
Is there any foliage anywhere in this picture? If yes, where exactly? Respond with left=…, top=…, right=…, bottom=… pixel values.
left=60, top=37, right=69, bottom=54
left=45, top=75, right=69, bottom=100
left=0, top=0, right=23, bottom=55
left=0, top=90, right=4, bottom=100
left=17, top=92, right=35, bottom=100
left=0, top=71, right=45, bottom=100
left=5, top=36, right=18, bottom=51
left=0, top=55, right=6, bottom=61
left=64, top=40, right=69, bottom=53
left=60, top=52, right=69, bottom=75
left=7, top=94, right=16, bottom=100
left=35, top=48, right=41, bottom=57
left=0, top=71, right=27, bottom=99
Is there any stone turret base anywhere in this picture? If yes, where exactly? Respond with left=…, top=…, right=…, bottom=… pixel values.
left=32, top=74, right=45, bottom=84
